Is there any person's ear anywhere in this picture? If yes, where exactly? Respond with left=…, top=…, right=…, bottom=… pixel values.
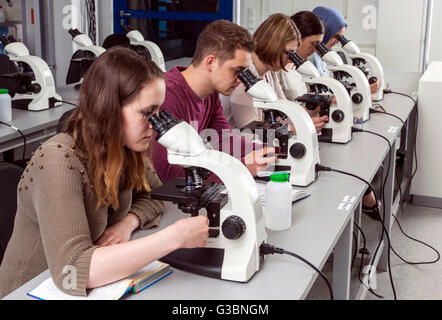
left=206, top=54, right=217, bottom=72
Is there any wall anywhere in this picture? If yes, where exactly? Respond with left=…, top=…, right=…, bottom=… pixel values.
left=239, top=0, right=428, bottom=94
left=52, top=0, right=74, bottom=87
left=428, top=0, right=442, bottom=64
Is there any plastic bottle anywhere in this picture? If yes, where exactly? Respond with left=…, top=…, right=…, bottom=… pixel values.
left=265, top=173, right=292, bottom=230
left=0, top=6, right=5, bottom=24
left=0, top=88, right=12, bottom=123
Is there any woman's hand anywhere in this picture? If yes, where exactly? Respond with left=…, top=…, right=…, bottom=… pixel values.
left=312, top=115, right=329, bottom=133
left=370, top=79, right=380, bottom=94
left=243, top=147, right=277, bottom=177
left=96, top=213, right=140, bottom=247
left=172, top=215, right=209, bottom=248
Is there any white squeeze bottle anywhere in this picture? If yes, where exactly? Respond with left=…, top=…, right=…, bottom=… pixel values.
left=265, top=172, right=292, bottom=230
left=0, top=88, right=12, bottom=123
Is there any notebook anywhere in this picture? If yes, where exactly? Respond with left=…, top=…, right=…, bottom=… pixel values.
left=27, top=261, right=171, bottom=300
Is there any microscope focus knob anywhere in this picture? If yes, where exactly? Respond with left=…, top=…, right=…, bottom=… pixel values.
left=369, top=76, right=378, bottom=85
left=222, top=215, right=246, bottom=240
left=289, top=143, right=306, bottom=159
left=331, top=110, right=345, bottom=122
left=27, top=83, right=41, bottom=94
left=352, top=93, right=363, bottom=104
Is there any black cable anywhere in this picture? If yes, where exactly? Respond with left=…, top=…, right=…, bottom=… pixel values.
left=0, top=120, right=27, bottom=161
left=384, top=90, right=419, bottom=198
left=392, top=168, right=440, bottom=265
left=353, top=221, right=384, bottom=299
left=316, top=163, right=397, bottom=300
left=260, top=243, right=334, bottom=300
left=351, top=231, right=358, bottom=269
left=391, top=213, right=441, bottom=265
left=351, top=127, right=397, bottom=299
left=55, top=100, right=78, bottom=108
left=369, top=108, right=405, bottom=128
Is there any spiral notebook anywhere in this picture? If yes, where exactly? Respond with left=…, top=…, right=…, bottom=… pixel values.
left=27, top=261, right=171, bottom=300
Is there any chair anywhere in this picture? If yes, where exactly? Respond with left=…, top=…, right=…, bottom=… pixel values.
left=0, top=162, right=24, bottom=265
left=56, top=109, right=75, bottom=134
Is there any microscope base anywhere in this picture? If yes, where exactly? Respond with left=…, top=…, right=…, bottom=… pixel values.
left=318, top=128, right=352, bottom=144
left=11, top=96, right=60, bottom=111
left=160, top=247, right=224, bottom=280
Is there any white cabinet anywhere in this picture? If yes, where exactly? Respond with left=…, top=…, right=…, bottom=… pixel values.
left=411, top=61, right=442, bottom=206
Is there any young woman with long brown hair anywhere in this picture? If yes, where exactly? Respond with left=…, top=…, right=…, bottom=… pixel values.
left=0, top=47, right=209, bottom=298
left=228, top=13, right=328, bottom=133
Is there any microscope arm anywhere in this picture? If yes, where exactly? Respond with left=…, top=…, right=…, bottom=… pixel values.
left=255, top=99, right=320, bottom=186
left=347, top=52, right=385, bottom=99
left=156, top=119, right=266, bottom=281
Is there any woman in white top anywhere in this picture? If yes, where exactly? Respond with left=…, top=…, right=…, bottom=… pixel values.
left=229, top=13, right=328, bottom=135
left=228, top=13, right=299, bottom=130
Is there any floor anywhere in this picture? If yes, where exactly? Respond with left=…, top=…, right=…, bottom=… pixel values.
left=305, top=202, right=442, bottom=300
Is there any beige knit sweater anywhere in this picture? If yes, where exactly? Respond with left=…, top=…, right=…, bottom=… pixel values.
left=0, top=133, right=164, bottom=298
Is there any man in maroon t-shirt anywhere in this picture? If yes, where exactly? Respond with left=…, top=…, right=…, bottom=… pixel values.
left=153, top=20, right=276, bottom=182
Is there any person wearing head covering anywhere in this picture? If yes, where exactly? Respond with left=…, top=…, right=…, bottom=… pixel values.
left=309, top=6, right=347, bottom=77
left=310, top=6, right=380, bottom=94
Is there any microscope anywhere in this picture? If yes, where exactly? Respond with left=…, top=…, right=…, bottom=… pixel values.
left=0, top=36, right=61, bottom=111
left=66, top=29, right=106, bottom=87
left=315, top=43, right=371, bottom=123
left=336, top=35, right=385, bottom=102
left=238, top=69, right=320, bottom=187
left=125, top=27, right=166, bottom=72
left=284, top=51, right=353, bottom=144
left=148, top=110, right=267, bottom=282
left=102, top=27, right=166, bottom=71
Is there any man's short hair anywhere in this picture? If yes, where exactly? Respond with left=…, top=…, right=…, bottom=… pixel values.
left=192, top=20, right=255, bottom=66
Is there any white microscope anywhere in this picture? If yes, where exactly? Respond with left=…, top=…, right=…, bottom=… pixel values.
left=125, top=28, right=166, bottom=72
left=148, top=110, right=267, bottom=282
left=336, top=35, right=385, bottom=102
left=0, top=36, right=61, bottom=111
left=66, top=29, right=106, bottom=86
left=284, top=51, right=353, bottom=144
left=316, top=43, right=371, bottom=123
left=238, top=69, right=320, bottom=187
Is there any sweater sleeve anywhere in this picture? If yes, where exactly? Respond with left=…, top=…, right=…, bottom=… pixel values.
left=31, top=144, right=97, bottom=296
left=129, top=159, right=164, bottom=230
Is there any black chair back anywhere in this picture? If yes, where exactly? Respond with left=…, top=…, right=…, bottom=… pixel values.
left=0, top=162, right=23, bottom=264
left=56, top=109, right=75, bottom=134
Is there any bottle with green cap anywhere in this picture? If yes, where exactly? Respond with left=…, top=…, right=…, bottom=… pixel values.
left=265, top=172, right=292, bottom=230
left=0, top=88, right=12, bottom=123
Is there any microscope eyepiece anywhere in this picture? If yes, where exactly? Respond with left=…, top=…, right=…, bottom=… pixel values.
left=237, top=69, right=262, bottom=91
left=287, top=51, right=306, bottom=69
left=159, top=109, right=177, bottom=127
left=149, top=110, right=179, bottom=139
left=68, top=29, right=82, bottom=39
left=315, top=43, right=329, bottom=57
left=336, top=35, right=350, bottom=47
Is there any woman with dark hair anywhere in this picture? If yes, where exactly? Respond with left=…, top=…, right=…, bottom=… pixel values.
left=282, top=10, right=381, bottom=220
left=310, top=6, right=380, bottom=94
left=278, top=11, right=327, bottom=100
left=0, top=47, right=209, bottom=298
